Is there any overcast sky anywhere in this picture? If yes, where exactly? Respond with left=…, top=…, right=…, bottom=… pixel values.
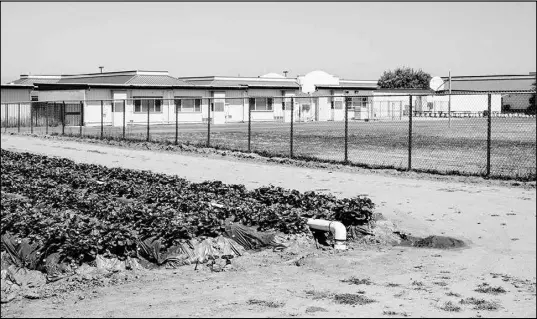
left=1, top=2, right=535, bottom=83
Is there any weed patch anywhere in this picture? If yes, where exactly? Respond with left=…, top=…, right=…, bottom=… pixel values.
left=333, top=293, right=377, bottom=305
left=341, top=277, right=373, bottom=285
left=460, top=297, right=501, bottom=311
left=305, top=306, right=328, bottom=313
left=247, top=299, right=284, bottom=308
left=475, top=283, right=507, bottom=295
left=439, top=301, right=461, bottom=312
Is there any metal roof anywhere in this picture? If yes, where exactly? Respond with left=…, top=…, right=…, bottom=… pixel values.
left=126, top=75, right=190, bottom=86
left=57, top=75, right=134, bottom=85
left=441, top=76, right=535, bottom=92
left=54, top=74, right=190, bottom=86
left=10, top=78, right=60, bottom=85
left=180, top=76, right=300, bottom=88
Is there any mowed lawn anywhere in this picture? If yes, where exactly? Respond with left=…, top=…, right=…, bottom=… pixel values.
left=14, top=117, right=536, bottom=178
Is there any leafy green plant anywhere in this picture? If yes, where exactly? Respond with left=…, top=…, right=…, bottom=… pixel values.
left=1, top=150, right=375, bottom=265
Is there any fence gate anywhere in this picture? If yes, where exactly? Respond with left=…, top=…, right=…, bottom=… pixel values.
left=64, top=102, right=83, bottom=126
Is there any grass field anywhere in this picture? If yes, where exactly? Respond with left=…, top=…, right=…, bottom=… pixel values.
left=5, top=117, right=536, bottom=179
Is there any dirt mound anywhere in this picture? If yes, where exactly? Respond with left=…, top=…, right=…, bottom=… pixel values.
left=412, top=235, right=466, bottom=249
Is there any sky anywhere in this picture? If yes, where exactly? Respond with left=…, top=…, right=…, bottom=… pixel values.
left=1, top=2, right=536, bottom=84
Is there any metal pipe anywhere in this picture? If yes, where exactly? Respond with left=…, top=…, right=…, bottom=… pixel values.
left=100, top=100, right=103, bottom=139
left=486, top=93, right=492, bottom=176
left=62, top=101, right=66, bottom=135
left=306, top=219, right=347, bottom=250
left=290, top=97, right=294, bottom=158
left=175, top=99, right=179, bottom=145
left=207, top=97, right=211, bottom=147
left=408, top=95, right=413, bottom=171
left=248, top=98, right=251, bottom=152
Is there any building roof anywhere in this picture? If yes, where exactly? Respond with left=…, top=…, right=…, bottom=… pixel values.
left=315, top=79, right=378, bottom=90
left=375, top=88, right=434, bottom=94
left=179, top=76, right=300, bottom=89
left=10, top=77, right=61, bottom=85
left=1, top=83, right=35, bottom=89
left=440, top=74, right=535, bottom=92
left=10, top=70, right=191, bottom=87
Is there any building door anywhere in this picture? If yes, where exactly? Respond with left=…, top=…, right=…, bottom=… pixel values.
left=212, top=92, right=226, bottom=124
left=112, top=92, right=127, bottom=127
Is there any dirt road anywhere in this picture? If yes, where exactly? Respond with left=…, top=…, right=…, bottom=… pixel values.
left=1, top=134, right=535, bottom=318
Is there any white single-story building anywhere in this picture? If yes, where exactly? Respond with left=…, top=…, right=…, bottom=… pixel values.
left=298, top=70, right=379, bottom=121
left=439, top=73, right=535, bottom=113
left=179, top=74, right=301, bottom=123
left=1, top=84, right=34, bottom=127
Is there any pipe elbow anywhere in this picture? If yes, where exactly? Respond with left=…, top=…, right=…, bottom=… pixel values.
left=306, top=218, right=347, bottom=250
left=329, top=221, right=346, bottom=241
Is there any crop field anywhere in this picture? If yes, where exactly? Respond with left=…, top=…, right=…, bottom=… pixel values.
left=0, top=149, right=373, bottom=265
left=1, top=135, right=535, bottom=318
left=15, top=117, right=536, bottom=179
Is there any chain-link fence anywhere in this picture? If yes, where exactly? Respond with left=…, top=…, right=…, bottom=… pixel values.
left=1, top=91, right=535, bottom=180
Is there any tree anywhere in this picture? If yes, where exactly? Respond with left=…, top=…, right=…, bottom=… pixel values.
left=527, top=80, right=536, bottom=115
left=377, top=67, right=432, bottom=89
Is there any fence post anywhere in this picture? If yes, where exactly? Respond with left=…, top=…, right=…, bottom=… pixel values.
left=146, top=99, right=150, bottom=142
left=290, top=97, right=294, bottom=158
left=30, top=102, right=34, bottom=134
left=248, top=98, right=251, bottom=152
left=408, top=95, right=413, bottom=171
left=46, top=103, right=49, bottom=135
left=175, top=99, right=179, bottom=145
left=122, top=100, right=126, bottom=139
left=62, top=101, right=66, bottom=135
left=207, top=98, right=211, bottom=147
left=344, top=97, right=349, bottom=163
left=486, top=93, right=492, bottom=177
left=17, top=103, right=21, bottom=133
left=100, top=100, right=103, bottom=139
left=79, top=101, right=83, bottom=136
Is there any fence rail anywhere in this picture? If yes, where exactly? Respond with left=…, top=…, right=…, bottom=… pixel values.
left=1, top=92, right=536, bottom=180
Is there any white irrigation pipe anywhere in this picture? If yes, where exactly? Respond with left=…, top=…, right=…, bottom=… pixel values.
left=307, top=218, right=347, bottom=250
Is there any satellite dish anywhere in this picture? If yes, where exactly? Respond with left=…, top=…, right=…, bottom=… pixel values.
left=429, top=76, right=445, bottom=91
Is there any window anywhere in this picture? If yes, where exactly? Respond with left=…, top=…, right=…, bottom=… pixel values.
left=133, top=97, right=163, bottom=113
left=334, top=101, right=343, bottom=110
left=31, top=96, right=38, bottom=102
left=346, top=97, right=370, bottom=109
left=174, top=97, right=202, bottom=112
left=249, top=98, right=273, bottom=111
